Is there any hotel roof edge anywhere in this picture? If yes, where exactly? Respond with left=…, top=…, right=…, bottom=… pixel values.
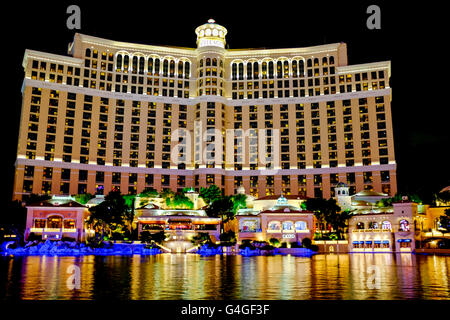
left=76, top=33, right=346, bottom=57
left=226, top=43, right=344, bottom=56
left=22, top=49, right=83, bottom=69
left=76, top=33, right=197, bottom=56
left=337, top=60, right=391, bottom=76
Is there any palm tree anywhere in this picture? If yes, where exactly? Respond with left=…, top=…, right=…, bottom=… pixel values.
left=231, top=193, right=247, bottom=214
left=87, top=190, right=132, bottom=242
left=304, top=198, right=328, bottom=239
left=305, top=198, right=344, bottom=239
left=166, top=193, right=194, bottom=209
left=205, top=196, right=234, bottom=233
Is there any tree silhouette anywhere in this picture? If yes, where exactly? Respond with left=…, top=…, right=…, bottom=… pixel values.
left=87, top=190, right=132, bottom=242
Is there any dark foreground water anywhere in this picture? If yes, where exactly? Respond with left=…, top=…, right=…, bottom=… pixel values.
left=1, top=253, right=449, bottom=300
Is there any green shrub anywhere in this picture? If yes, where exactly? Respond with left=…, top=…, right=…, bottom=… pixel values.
left=268, top=237, right=280, bottom=247
left=301, top=237, right=312, bottom=248
left=239, top=239, right=255, bottom=250
left=260, top=244, right=274, bottom=250
left=27, top=233, right=42, bottom=242
left=111, top=232, right=124, bottom=240
left=290, top=241, right=301, bottom=248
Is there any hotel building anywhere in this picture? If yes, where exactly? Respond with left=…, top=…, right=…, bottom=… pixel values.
left=13, top=19, right=396, bottom=201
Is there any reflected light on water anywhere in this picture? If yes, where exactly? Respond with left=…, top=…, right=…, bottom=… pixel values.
left=1, top=253, right=449, bottom=300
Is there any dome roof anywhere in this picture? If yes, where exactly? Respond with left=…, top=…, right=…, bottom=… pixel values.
left=354, top=190, right=387, bottom=197
left=335, top=182, right=348, bottom=188
left=276, top=193, right=288, bottom=205
left=195, top=19, right=227, bottom=48
left=237, top=185, right=246, bottom=194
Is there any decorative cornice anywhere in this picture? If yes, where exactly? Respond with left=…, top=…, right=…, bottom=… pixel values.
left=226, top=43, right=342, bottom=58
left=16, top=158, right=396, bottom=176
left=78, top=33, right=197, bottom=57
left=23, top=78, right=391, bottom=106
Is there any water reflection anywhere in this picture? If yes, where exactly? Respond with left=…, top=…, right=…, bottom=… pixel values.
left=1, top=254, right=449, bottom=300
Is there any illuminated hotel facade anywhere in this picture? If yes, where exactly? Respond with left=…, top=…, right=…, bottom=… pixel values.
left=13, top=20, right=396, bottom=201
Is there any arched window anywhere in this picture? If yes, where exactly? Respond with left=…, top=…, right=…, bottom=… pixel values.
left=47, top=215, right=62, bottom=229
left=292, top=60, right=298, bottom=77
left=147, top=58, right=153, bottom=75
left=276, top=61, right=282, bottom=78
left=356, top=222, right=365, bottom=230
left=139, top=57, right=145, bottom=74
left=322, top=56, right=328, bottom=66
left=307, top=59, right=312, bottom=68
left=200, top=59, right=203, bottom=68
left=116, top=55, right=123, bottom=71
left=241, top=219, right=259, bottom=232
left=184, top=61, right=190, bottom=79
left=212, top=58, right=217, bottom=66
left=295, top=221, right=307, bottom=231
left=399, top=219, right=410, bottom=232
left=253, top=62, right=259, bottom=79
left=232, top=63, right=237, bottom=80
left=247, top=62, right=252, bottom=79
left=162, top=59, right=169, bottom=77
left=382, top=221, right=391, bottom=230
left=313, top=58, right=319, bottom=66
left=132, top=56, right=138, bottom=73
left=268, top=61, right=274, bottom=78
left=299, top=60, right=304, bottom=76
left=282, top=221, right=294, bottom=231
left=368, top=221, right=379, bottom=229
left=154, top=58, right=160, bottom=76
left=268, top=221, right=281, bottom=231
left=329, top=56, right=335, bottom=64
left=206, top=58, right=211, bottom=66
left=283, top=61, right=289, bottom=78
left=178, top=61, right=184, bottom=78
left=85, top=48, right=91, bottom=57
left=169, top=60, right=175, bottom=77
left=123, top=55, right=129, bottom=71
left=262, top=61, right=267, bottom=79
left=238, top=63, right=244, bottom=80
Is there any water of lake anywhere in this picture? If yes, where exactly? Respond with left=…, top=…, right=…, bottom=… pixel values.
left=1, top=253, right=449, bottom=300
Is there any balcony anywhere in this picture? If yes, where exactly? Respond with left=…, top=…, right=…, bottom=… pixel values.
left=29, top=228, right=78, bottom=234
left=266, top=229, right=310, bottom=234
left=352, top=229, right=391, bottom=233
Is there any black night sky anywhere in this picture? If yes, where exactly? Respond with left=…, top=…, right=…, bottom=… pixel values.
left=1, top=1, right=448, bottom=204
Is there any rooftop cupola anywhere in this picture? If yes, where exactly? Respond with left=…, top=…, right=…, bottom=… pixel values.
left=277, top=192, right=288, bottom=206
left=195, top=19, right=228, bottom=48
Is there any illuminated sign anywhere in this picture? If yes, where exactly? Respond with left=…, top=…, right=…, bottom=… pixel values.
left=198, top=38, right=224, bottom=48
left=282, top=234, right=295, bottom=239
